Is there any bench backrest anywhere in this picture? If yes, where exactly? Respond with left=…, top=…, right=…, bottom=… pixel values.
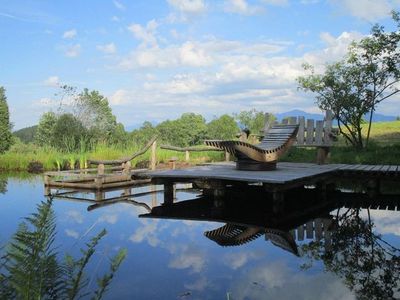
left=264, top=111, right=334, bottom=147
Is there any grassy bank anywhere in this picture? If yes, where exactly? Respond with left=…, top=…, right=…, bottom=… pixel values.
left=0, top=141, right=225, bottom=172
left=1, top=120, right=399, bottom=172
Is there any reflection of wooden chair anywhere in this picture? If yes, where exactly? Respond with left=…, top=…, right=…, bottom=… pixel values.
left=204, top=224, right=265, bottom=246
left=205, top=124, right=298, bottom=170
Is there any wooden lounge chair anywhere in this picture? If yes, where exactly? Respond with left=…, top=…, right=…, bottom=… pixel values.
left=204, top=224, right=265, bottom=247
left=205, top=124, right=299, bottom=170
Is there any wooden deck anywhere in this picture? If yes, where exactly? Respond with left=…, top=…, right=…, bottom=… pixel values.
left=136, top=162, right=341, bottom=185
left=136, top=162, right=400, bottom=185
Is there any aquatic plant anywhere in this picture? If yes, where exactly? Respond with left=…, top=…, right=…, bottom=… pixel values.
left=0, top=197, right=126, bottom=299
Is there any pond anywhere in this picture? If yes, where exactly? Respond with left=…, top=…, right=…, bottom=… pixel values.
left=0, top=174, right=399, bottom=299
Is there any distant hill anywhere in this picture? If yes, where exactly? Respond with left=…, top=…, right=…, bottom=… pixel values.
left=274, top=110, right=324, bottom=122
left=274, top=109, right=397, bottom=123
left=13, top=125, right=37, bottom=143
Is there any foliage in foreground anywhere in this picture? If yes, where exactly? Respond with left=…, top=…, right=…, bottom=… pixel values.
left=0, top=86, right=13, bottom=154
left=0, top=197, right=126, bottom=299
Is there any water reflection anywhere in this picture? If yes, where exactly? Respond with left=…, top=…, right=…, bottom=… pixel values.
left=33, top=182, right=400, bottom=298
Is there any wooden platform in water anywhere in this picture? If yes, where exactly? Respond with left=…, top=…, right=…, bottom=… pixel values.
left=136, top=162, right=341, bottom=186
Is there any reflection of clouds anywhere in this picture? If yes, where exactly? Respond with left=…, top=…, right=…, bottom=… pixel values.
left=65, top=229, right=79, bottom=239
left=98, top=214, right=118, bottom=224
left=184, top=276, right=209, bottom=291
left=223, top=250, right=265, bottom=270
left=129, top=220, right=160, bottom=247
left=361, top=210, right=400, bottom=236
left=168, top=244, right=206, bottom=273
left=65, top=210, right=84, bottom=224
left=231, top=261, right=355, bottom=300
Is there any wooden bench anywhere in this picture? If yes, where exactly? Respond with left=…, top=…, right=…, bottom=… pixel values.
left=263, top=111, right=336, bottom=164
left=205, top=124, right=299, bottom=171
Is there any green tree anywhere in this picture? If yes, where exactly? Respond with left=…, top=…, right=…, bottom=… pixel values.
left=234, top=109, right=265, bottom=135
left=157, top=113, right=207, bottom=147
left=35, top=112, right=57, bottom=146
left=298, top=11, right=400, bottom=149
left=0, top=87, right=13, bottom=153
left=74, top=88, right=117, bottom=142
left=131, top=121, right=158, bottom=146
left=51, top=113, right=87, bottom=152
left=207, top=114, right=239, bottom=140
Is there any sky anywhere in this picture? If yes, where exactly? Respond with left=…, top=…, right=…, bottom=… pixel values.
left=1, top=0, right=400, bottom=130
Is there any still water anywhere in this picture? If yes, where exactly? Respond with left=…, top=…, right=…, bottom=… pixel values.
left=0, top=174, right=399, bottom=299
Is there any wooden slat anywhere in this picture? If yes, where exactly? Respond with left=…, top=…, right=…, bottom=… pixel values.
left=324, top=111, right=333, bottom=146
left=306, top=221, right=314, bottom=239
left=306, top=119, right=314, bottom=144
left=388, top=165, right=397, bottom=172
left=297, top=116, right=305, bottom=145
left=315, top=120, right=324, bottom=145
left=315, top=219, right=323, bottom=241
left=297, top=225, right=304, bottom=241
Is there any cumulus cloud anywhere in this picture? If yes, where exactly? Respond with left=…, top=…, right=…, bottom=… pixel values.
left=128, top=19, right=159, bottom=47
left=330, top=0, right=395, bottom=21
left=65, top=44, right=81, bottom=57
left=63, top=29, right=77, bottom=39
left=231, top=261, right=355, bottom=300
left=65, top=229, right=79, bottom=239
left=113, top=0, right=125, bottom=11
left=223, top=0, right=264, bottom=15
left=167, top=0, right=207, bottom=15
left=184, top=276, right=209, bottom=291
left=99, top=214, right=118, bottom=224
left=96, top=42, right=117, bottom=54
left=65, top=210, right=84, bottom=224
left=129, top=220, right=160, bottom=246
left=223, top=250, right=264, bottom=269
left=43, top=76, right=60, bottom=87
left=168, top=244, right=206, bottom=273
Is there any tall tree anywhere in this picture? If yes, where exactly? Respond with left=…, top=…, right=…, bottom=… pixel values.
left=35, top=112, right=57, bottom=146
left=234, top=109, right=265, bottom=135
left=207, top=114, right=239, bottom=140
left=298, top=11, right=400, bottom=149
left=0, top=87, right=12, bottom=153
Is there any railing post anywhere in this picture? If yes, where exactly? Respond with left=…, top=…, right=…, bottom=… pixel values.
left=150, top=140, right=157, bottom=170
left=225, top=151, right=230, bottom=162
left=97, top=163, right=105, bottom=175
left=185, top=150, right=190, bottom=162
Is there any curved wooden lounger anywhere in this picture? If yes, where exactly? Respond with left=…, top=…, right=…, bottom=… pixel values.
left=204, top=224, right=265, bottom=247
left=205, top=124, right=299, bottom=170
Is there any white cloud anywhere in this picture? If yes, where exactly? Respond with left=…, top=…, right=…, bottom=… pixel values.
left=65, top=229, right=79, bottom=239
left=63, top=29, right=77, bottom=39
left=65, top=210, right=84, bottom=224
left=168, top=244, right=206, bottom=273
left=65, top=44, right=81, bottom=57
left=43, top=76, right=59, bottom=87
left=129, top=220, right=160, bottom=246
left=128, top=19, right=159, bottom=47
left=330, top=0, right=395, bottom=21
left=111, top=15, right=120, bottom=22
left=99, top=214, right=118, bottom=224
left=184, top=276, right=209, bottom=291
left=167, top=0, right=207, bottom=14
left=113, top=0, right=126, bottom=11
left=223, top=0, right=264, bottom=15
left=261, top=0, right=289, bottom=6
left=110, top=89, right=131, bottom=105
left=223, top=250, right=264, bottom=269
left=96, top=42, right=117, bottom=54
left=35, top=97, right=55, bottom=107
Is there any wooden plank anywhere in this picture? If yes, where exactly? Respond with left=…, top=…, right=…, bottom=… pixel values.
left=297, top=116, right=305, bottom=145
left=388, top=165, right=397, bottom=172
left=297, top=225, right=304, bottom=241
left=306, top=119, right=314, bottom=144
left=306, top=221, right=314, bottom=239
left=315, top=219, right=323, bottom=241
left=324, top=111, right=333, bottom=146
left=315, top=120, right=324, bottom=145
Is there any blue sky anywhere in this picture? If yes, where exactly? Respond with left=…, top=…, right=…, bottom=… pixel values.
left=1, top=0, right=400, bottom=130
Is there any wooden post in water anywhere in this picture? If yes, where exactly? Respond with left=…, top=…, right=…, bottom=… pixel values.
left=150, top=140, right=157, bottom=170
left=163, top=182, right=175, bottom=205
